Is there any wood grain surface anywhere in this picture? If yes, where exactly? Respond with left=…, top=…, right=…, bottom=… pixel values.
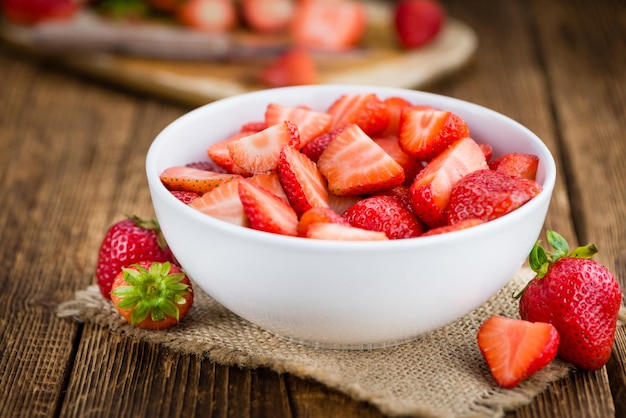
left=1, top=0, right=624, bottom=417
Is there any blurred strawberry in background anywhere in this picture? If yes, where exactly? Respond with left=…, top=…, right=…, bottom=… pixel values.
left=394, top=0, right=445, bottom=48
left=1, top=0, right=81, bottom=25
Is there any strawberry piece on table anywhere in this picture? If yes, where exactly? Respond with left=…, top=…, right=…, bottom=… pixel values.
left=409, top=137, right=488, bottom=228
left=238, top=178, right=299, bottom=236
left=445, top=169, right=542, bottom=224
left=241, top=0, right=295, bottom=33
left=189, top=177, right=247, bottom=226
left=297, top=207, right=349, bottom=237
left=517, top=231, right=623, bottom=370
left=477, top=315, right=560, bottom=389
left=259, top=48, right=319, bottom=88
left=177, top=0, right=237, bottom=33
left=227, top=120, right=301, bottom=174
left=159, top=166, right=239, bottom=194
left=110, top=261, right=194, bottom=330
left=394, top=0, right=446, bottom=49
left=399, top=106, right=470, bottom=161
left=343, top=195, right=424, bottom=239
left=420, top=218, right=484, bottom=236
left=290, top=0, right=366, bottom=51
left=327, top=93, right=391, bottom=137
left=304, top=222, right=389, bottom=241
left=96, top=216, right=176, bottom=299
left=265, top=103, right=332, bottom=148
left=277, top=145, right=329, bottom=217
left=317, top=124, right=405, bottom=196
left=489, top=153, right=540, bottom=180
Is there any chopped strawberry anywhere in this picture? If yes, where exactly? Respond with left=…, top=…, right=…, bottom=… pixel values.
left=186, top=160, right=228, bottom=173
left=394, top=0, right=445, bottom=49
left=265, top=103, right=333, bottom=148
left=479, top=143, right=493, bottom=162
left=376, top=185, right=415, bottom=214
left=159, top=166, right=239, bottom=194
left=277, top=145, right=329, bottom=217
left=305, top=222, right=389, bottom=241
left=227, top=120, right=301, bottom=174
left=297, top=206, right=349, bottom=236
left=238, top=179, right=299, bottom=236
left=240, top=121, right=267, bottom=133
left=241, top=0, right=295, bottom=33
left=259, top=47, right=319, bottom=88
left=327, top=93, right=391, bottom=137
left=446, top=169, right=543, bottom=224
left=189, top=177, right=247, bottom=226
left=207, top=132, right=254, bottom=176
left=177, top=0, right=237, bottom=33
left=399, top=106, right=470, bottom=161
left=170, top=190, right=202, bottom=204
left=300, top=126, right=346, bottom=162
left=409, top=137, right=488, bottom=228
left=489, top=153, right=540, bottom=181
left=373, top=136, right=423, bottom=185
left=477, top=315, right=560, bottom=389
left=381, top=96, right=413, bottom=137
left=343, top=195, right=424, bottom=239
left=421, top=218, right=484, bottom=236
left=290, top=0, right=366, bottom=51
left=249, top=171, right=289, bottom=203
left=317, top=124, right=405, bottom=196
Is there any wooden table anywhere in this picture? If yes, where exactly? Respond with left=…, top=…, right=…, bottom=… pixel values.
left=1, top=0, right=624, bottom=416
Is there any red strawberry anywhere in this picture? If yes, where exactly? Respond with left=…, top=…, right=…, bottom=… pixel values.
left=206, top=132, right=254, bottom=176
left=290, top=0, right=366, bottom=51
left=227, top=120, right=301, bottom=174
left=259, top=47, right=319, bottom=88
left=159, top=166, right=239, bottom=194
left=170, top=190, right=202, bottom=204
left=189, top=177, right=247, bottom=226
left=249, top=171, right=289, bottom=203
left=300, top=126, right=346, bottom=162
left=317, top=123, right=405, bottom=196
left=277, top=145, right=329, bottom=216
left=327, top=93, right=391, bottom=137
left=376, top=185, right=415, bottom=214
left=477, top=315, right=560, bottom=388
left=238, top=178, right=299, bottom=236
left=343, top=195, right=424, bottom=239
left=399, top=106, right=470, bottom=161
left=409, top=137, right=488, bottom=228
left=240, top=121, right=267, bottom=133
left=265, top=103, right=332, bottom=148
left=177, top=0, right=237, bottom=33
left=394, top=0, right=445, bottom=49
left=297, top=206, right=349, bottom=236
left=96, top=216, right=176, bottom=299
left=517, top=231, right=623, bottom=370
left=186, top=160, right=228, bottom=173
left=110, top=261, right=194, bottom=330
left=420, top=218, right=484, bottom=236
left=381, top=96, right=413, bottom=137
left=1, top=0, right=78, bottom=25
left=479, top=143, right=493, bottom=162
left=305, top=222, right=388, bottom=241
left=445, top=169, right=542, bottom=224
left=241, top=0, right=295, bottom=33
left=489, top=153, right=540, bottom=181
left=373, top=136, right=423, bottom=184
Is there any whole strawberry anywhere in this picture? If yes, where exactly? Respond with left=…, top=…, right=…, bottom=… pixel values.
left=517, top=230, right=622, bottom=370
left=96, top=215, right=176, bottom=299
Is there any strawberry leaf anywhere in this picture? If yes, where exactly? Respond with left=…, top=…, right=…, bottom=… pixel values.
left=529, top=240, right=550, bottom=279
left=545, top=230, right=569, bottom=260
left=569, top=243, right=599, bottom=259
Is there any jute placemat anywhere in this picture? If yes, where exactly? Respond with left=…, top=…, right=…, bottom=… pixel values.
left=57, top=267, right=626, bottom=418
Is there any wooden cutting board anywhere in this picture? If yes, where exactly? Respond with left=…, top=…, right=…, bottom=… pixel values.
left=0, top=3, right=477, bottom=107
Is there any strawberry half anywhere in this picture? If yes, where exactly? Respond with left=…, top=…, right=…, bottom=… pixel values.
left=317, top=124, right=405, bottom=196
left=265, top=103, right=333, bottom=148
left=160, top=166, right=239, bottom=194
left=206, top=132, right=255, bottom=176
left=189, top=177, right=247, bottom=226
left=477, top=315, right=560, bottom=389
left=399, top=106, right=470, bottom=161
left=277, top=145, right=329, bottom=217
left=373, top=136, right=423, bottom=185
left=327, top=93, right=391, bottom=137
left=343, top=195, right=424, bottom=239
left=227, top=120, right=301, bottom=174
left=489, top=152, right=540, bottom=180
left=238, top=178, right=298, bottom=236
left=381, top=96, right=413, bottom=137
left=304, top=222, right=388, bottom=241
left=409, top=137, right=488, bottom=228
left=300, top=126, right=347, bottom=162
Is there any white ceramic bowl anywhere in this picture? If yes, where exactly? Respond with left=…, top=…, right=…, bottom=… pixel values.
left=146, top=85, right=556, bottom=349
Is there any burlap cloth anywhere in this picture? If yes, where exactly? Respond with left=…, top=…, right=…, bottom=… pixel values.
left=58, top=267, right=626, bottom=418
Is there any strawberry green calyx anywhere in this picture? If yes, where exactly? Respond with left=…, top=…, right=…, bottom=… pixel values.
left=111, top=262, right=191, bottom=325
left=529, top=230, right=598, bottom=279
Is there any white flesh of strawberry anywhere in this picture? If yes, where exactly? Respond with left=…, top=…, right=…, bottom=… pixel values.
left=189, top=177, right=247, bottom=226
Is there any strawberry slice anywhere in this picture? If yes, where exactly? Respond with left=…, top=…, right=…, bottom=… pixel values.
left=305, top=222, right=389, bottom=241
left=477, top=315, right=560, bottom=389
left=409, top=137, right=488, bottom=228
left=189, top=177, right=247, bottom=226
left=297, top=207, right=349, bottom=237
left=290, top=0, right=366, bottom=51
left=206, top=131, right=254, bottom=175
left=373, top=136, right=423, bottom=185
left=343, top=195, right=424, bottom=239
left=259, top=48, right=319, bottom=88
left=227, top=120, right=301, bottom=174
left=241, top=0, right=295, bottom=33
left=327, top=93, right=391, bottom=137
left=240, top=121, right=267, bottom=133
left=479, top=143, right=493, bottom=162
left=381, top=96, right=413, bottom=137
left=317, top=124, right=405, bottom=196
left=238, top=179, right=299, bottom=236
left=300, top=126, right=346, bottom=162
left=177, top=0, right=237, bottom=33
left=277, top=145, right=329, bottom=217
left=399, top=106, right=470, bottom=161
left=421, top=218, right=484, bottom=236
left=489, top=153, right=540, bottom=180
left=159, top=166, right=239, bottom=194
left=170, top=190, right=202, bottom=205
left=265, top=103, right=333, bottom=148
left=249, top=171, right=289, bottom=203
